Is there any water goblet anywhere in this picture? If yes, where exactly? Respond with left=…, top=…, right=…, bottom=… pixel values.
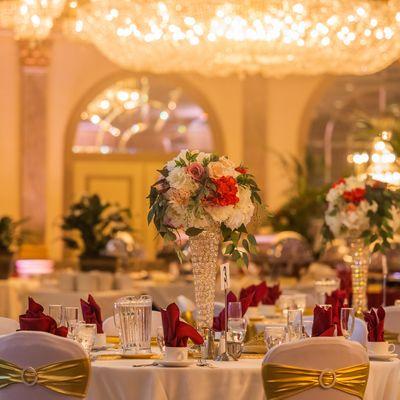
left=75, top=323, right=97, bottom=355
left=228, top=302, right=242, bottom=319
left=49, top=305, right=63, bottom=325
left=287, top=309, right=303, bottom=341
left=303, top=320, right=313, bottom=338
left=340, top=308, right=355, bottom=339
left=264, top=325, right=287, bottom=351
left=156, top=326, right=165, bottom=354
left=64, top=306, right=79, bottom=339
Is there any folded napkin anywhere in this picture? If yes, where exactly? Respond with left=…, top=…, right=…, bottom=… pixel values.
left=19, top=297, right=67, bottom=337
left=337, top=267, right=352, bottom=301
left=80, top=294, right=104, bottom=334
left=261, top=283, right=282, bottom=305
left=161, top=303, right=204, bottom=347
left=240, top=282, right=267, bottom=307
left=213, top=290, right=254, bottom=331
left=363, top=307, right=385, bottom=342
left=325, top=289, right=348, bottom=336
left=312, top=305, right=335, bottom=337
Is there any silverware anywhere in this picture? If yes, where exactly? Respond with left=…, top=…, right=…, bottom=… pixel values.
left=132, top=362, right=159, bottom=368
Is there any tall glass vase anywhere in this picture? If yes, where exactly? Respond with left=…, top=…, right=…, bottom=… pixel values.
left=189, top=225, right=220, bottom=331
left=348, top=237, right=370, bottom=317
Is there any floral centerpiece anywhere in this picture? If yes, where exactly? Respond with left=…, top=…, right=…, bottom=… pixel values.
left=322, top=176, right=400, bottom=314
left=148, top=150, right=262, bottom=329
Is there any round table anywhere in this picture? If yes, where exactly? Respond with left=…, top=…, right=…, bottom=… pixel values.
left=87, top=357, right=400, bottom=400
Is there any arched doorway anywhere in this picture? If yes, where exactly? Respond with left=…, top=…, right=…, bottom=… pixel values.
left=64, top=73, right=223, bottom=259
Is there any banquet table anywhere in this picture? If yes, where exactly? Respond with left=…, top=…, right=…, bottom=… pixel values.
left=87, top=357, right=400, bottom=400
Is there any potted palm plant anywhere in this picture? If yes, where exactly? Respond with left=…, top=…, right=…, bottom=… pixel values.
left=62, top=194, right=133, bottom=272
left=0, top=216, right=24, bottom=279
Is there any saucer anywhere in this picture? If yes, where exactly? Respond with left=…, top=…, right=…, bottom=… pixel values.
left=158, top=360, right=194, bottom=367
left=368, top=352, right=398, bottom=360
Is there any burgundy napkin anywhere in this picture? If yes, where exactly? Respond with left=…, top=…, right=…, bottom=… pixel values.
left=261, top=283, right=282, bottom=305
left=161, top=303, right=204, bottom=347
left=213, top=290, right=254, bottom=331
left=325, top=289, right=348, bottom=336
left=363, top=307, right=385, bottom=342
left=240, top=282, right=267, bottom=307
left=19, top=297, right=68, bottom=337
left=80, top=294, right=104, bottom=334
left=312, top=305, right=335, bottom=337
left=337, top=267, right=352, bottom=302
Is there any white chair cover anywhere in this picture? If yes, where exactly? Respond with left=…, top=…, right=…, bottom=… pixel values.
left=263, top=337, right=369, bottom=400
left=103, top=311, right=162, bottom=338
left=384, top=306, right=400, bottom=354
left=302, top=316, right=367, bottom=346
left=76, top=272, right=99, bottom=292
left=0, top=317, right=19, bottom=335
left=96, top=272, right=114, bottom=291
left=0, top=331, right=88, bottom=400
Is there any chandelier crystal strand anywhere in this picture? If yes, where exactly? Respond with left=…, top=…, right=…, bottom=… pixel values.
left=78, top=0, right=400, bottom=76
left=0, top=0, right=66, bottom=40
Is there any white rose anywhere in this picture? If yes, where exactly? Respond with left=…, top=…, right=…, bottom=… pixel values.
left=208, top=156, right=238, bottom=179
left=205, top=204, right=234, bottom=224
left=166, top=167, right=198, bottom=193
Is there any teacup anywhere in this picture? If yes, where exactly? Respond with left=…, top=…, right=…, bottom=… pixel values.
left=367, top=341, right=396, bottom=355
left=94, top=333, right=107, bottom=348
left=164, top=346, right=188, bottom=361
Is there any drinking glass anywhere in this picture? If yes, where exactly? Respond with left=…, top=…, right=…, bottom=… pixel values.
left=287, top=309, right=303, bottom=341
left=156, top=326, right=165, bottom=354
left=227, top=317, right=246, bottom=343
left=228, top=302, right=242, bottom=319
left=75, top=323, right=96, bottom=355
left=49, top=305, right=63, bottom=325
left=395, top=300, right=400, bottom=307
left=264, top=325, right=287, bottom=350
left=340, top=308, right=355, bottom=339
left=114, top=295, right=152, bottom=354
left=303, top=320, right=313, bottom=338
left=64, top=306, right=79, bottom=339
left=279, top=295, right=294, bottom=316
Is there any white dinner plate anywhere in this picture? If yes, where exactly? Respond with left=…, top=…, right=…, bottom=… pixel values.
left=158, top=360, right=195, bottom=367
left=368, top=352, right=398, bottom=360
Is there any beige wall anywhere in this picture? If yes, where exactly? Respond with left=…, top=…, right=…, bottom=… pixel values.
left=0, top=34, right=20, bottom=217
left=0, top=35, right=327, bottom=260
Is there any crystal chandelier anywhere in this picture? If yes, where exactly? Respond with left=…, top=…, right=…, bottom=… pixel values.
left=0, top=0, right=66, bottom=40
left=77, top=0, right=400, bottom=76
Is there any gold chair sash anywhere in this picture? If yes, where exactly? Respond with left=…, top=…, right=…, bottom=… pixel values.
left=262, top=362, right=369, bottom=400
left=0, top=358, right=90, bottom=398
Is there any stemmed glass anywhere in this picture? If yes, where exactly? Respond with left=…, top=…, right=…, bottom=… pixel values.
left=287, top=309, right=303, bottom=341
left=264, top=325, right=287, bottom=351
left=227, top=304, right=246, bottom=360
left=49, top=305, right=63, bottom=325
left=156, top=326, right=165, bottom=354
left=340, top=308, right=355, bottom=339
left=64, top=306, right=79, bottom=339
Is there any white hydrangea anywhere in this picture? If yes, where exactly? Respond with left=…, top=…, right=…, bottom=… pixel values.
left=205, top=204, right=234, bottom=224
left=166, top=167, right=198, bottom=193
left=224, top=187, right=255, bottom=229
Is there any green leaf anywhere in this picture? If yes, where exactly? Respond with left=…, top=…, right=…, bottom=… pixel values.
left=185, top=227, right=204, bottom=237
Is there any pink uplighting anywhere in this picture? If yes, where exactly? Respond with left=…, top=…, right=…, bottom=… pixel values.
left=16, top=259, right=54, bottom=276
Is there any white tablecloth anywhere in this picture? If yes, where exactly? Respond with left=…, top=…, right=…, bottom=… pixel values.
left=88, top=358, right=400, bottom=400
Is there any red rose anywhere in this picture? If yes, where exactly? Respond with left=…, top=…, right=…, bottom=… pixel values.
left=186, top=162, right=205, bottom=181
left=343, top=188, right=366, bottom=205
left=332, top=178, right=346, bottom=188
left=208, top=176, right=239, bottom=206
left=235, top=166, right=248, bottom=175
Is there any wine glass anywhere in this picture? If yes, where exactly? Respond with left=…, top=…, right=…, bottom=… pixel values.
left=227, top=317, right=246, bottom=360
left=286, top=309, right=303, bottom=341
left=48, top=305, right=63, bottom=325
left=156, top=326, right=165, bottom=354
left=64, top=306, right=79, bottom=339
left=228, top=302, right=242, bottom=319
left=340, top=308, right=355, bottom=339
left=75, top=323, right=97, bottom=355
left=264, top=325, right=287, bottom=350
left=303, top=320, right=313, bottom=338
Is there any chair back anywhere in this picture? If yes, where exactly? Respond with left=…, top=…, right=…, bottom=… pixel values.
left=384, top=306, right=400, bottom=333
left=262, top=337, right=369, bottom=400
left=0, top=317, right=19, bottom=335
left=0, top=331, right=90, bottom=400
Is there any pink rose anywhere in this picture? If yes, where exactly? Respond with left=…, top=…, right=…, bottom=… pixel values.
left=186, top=162, right=205, bottom=181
